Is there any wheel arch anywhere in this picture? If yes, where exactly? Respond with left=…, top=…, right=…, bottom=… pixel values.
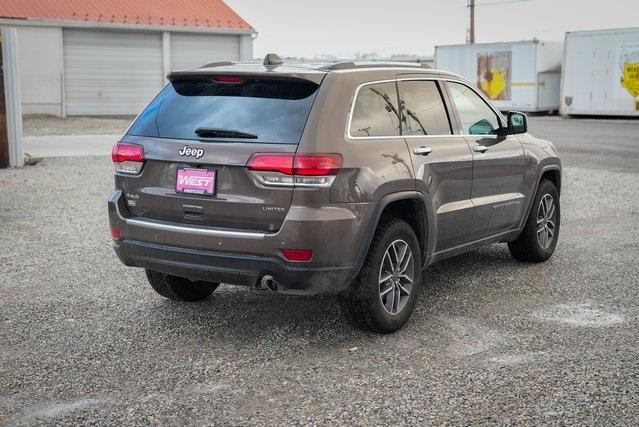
left=519, top=162, right=562, bottom=231
left=352, top=191, right=435, bottom=278
left=540, top=168, right=562, bottom=195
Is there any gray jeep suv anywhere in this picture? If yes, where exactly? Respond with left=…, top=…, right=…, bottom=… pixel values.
left=108, top=55, right=561, bottom=333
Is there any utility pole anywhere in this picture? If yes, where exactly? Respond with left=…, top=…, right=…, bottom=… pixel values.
left=468, top=0, right=476, bottom=44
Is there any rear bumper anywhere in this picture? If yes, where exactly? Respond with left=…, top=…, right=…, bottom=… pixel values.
left=108, top=190, right=371, bottom=295
left=114, top=239, right=353, bottom=295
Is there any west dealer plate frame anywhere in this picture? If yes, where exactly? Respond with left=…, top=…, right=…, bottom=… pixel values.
left=175, top=168, right=216, bottom=196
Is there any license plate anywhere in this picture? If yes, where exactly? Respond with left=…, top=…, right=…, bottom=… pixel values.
left=176, top=168, right=215, bottom=195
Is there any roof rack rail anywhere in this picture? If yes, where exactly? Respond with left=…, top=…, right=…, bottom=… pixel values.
left=199, top=61, right=235, bottom=68
left=320, top=61, right=431, bottom=71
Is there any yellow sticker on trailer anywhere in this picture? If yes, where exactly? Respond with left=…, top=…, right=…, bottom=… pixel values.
left=480, top=68, right=507, bottom=100
left=621, top=62, right=639, bottom=98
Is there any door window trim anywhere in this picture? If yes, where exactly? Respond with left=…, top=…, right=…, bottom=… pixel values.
left=346, top=77, right=505, bottom=140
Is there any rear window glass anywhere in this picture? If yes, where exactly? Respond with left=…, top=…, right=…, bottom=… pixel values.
left=349, top=82, right=401, bottom=137
left=128, top=77, right=320, bottom=144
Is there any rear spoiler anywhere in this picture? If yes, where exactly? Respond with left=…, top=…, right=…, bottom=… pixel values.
left=167, top=69, right=326, bottom=85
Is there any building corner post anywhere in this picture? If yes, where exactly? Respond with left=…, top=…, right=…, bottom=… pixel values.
left=239, top=33, right=255, bottom=61
left=1, top=27, right=23, bottom=168
left=162, top=31, right=171, bottom=83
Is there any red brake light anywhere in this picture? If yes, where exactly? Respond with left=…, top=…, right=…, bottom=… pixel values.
left=293, top=154, right=343, bottom=176
left=112, top=142, right=144, bottom=174
left=246, top=153, right=342, bottom=176
left=112, top=143, right=144, bottom=163
left=246, top=153, right=295, bottom=175
left=281, top=249, right=313, bottom=262
left=212, top=75, right=244, bottom=84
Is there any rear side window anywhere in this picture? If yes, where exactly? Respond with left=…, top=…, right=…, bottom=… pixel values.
left=128, top=77, right=319, bottom=144
left=349, top=82, right=401, bottom=137
left=398, top=80, right=452, bottom=136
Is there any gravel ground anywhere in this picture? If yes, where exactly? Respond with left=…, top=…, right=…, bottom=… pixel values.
left=23, top=115, right=134, bottom=137
left=1, top=118, right=638, bottom=425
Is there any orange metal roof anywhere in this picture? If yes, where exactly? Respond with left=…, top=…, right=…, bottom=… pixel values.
left=0, top=0, right=253, bottom=31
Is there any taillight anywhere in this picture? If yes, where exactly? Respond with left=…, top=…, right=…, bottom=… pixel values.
left=112, top=142, right=144, bottom=174
left=246, top=153, right=294, bottom=175
left=281, top=248, right=313, bottom=262
left=293, top=154, right=342, bottom=176
left=246, top=153, right=342, bottom=187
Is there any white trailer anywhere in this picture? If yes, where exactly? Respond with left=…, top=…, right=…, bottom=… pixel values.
left=561, top=27, right=639, bottom=117
left=435, top=40, right=563, bottom=113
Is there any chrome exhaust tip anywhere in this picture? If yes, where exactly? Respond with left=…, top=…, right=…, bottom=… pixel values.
left=260, top=275, right=279, bottom=292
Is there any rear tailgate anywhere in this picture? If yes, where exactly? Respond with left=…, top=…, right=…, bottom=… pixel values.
left=117, top=73, right=323, bottom=232
left=118, top=137, right=298, bottom=232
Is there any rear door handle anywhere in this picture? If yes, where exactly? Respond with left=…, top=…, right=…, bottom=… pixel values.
left=413, top=146, right=432, bottom=156
left=473, top=145, right=489, bottom=153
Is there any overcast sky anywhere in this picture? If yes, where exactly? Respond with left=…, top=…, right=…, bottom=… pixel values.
left=224, top=0, right=639, bottom=59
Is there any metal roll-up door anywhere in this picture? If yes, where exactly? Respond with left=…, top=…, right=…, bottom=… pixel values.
left=64, top=29, right=163, bottom=115
left=170, top=33, right=240, bottom=70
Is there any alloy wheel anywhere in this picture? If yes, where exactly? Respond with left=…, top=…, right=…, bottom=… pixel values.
left=378, top=239, right=415, bottom=315
left=537, top=194, right=556, bottom=249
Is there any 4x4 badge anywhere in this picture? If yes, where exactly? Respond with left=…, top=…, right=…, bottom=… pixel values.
left=179, top=145, right=204, bottom=159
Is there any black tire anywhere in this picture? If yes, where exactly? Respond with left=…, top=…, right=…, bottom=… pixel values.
left=145, top=269, right=219, bottom=301
left=339, top=218, right=422, bottom=333
left=508, top=179, right=560, bottom=262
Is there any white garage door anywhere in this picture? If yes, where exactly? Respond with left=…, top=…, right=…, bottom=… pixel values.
left=170, top=33, right=240, bottom=71
left=64, top=29, right=164, bottom=115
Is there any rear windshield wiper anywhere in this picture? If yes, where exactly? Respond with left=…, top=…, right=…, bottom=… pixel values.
left=195, top=127, right=258, bottom=139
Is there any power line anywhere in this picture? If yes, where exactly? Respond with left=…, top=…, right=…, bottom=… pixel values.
left=472, top=0, right=535, bottom=7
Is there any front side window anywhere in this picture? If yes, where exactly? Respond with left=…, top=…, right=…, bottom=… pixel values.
left=447, top=82, right=501, bottom=135
left=349, top=82, right=401, bottom=137
left=398, top=80, right=451, bottom=136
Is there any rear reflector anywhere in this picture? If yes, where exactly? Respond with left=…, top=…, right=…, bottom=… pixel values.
left=281, top=249, right=313, bottom=262
left=110, top=228, right=121, bottom=240
left=112, top=142, right=144, bottom=174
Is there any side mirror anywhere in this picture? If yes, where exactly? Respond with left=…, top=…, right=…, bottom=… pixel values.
left=507, top=111, right=527, bottom=135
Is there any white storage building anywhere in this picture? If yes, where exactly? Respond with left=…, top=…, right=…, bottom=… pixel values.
left=435, top=40, right=563, bottom=113
left=0, top=0, right=256, bottom=116
left=561, top=27, right=639, bottom=117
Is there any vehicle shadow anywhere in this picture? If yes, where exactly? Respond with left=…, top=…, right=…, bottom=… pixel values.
left=141, top=244, right=520, bottom=346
